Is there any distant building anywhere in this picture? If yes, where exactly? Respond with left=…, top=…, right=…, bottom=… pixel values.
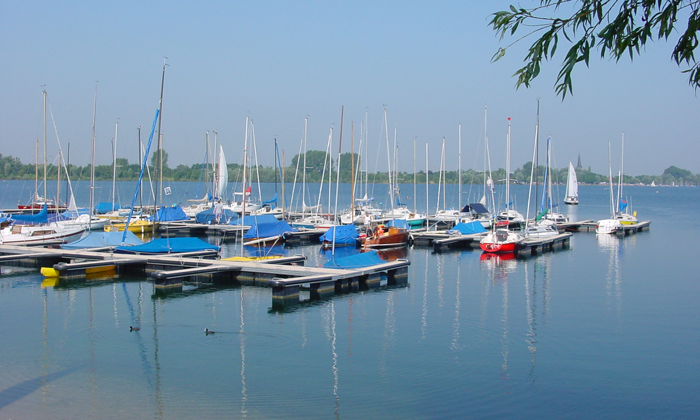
left=576, top=153, right=582, bottom=169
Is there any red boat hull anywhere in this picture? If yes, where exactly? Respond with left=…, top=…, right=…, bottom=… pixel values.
left=480, top=242, right=517, bottom=253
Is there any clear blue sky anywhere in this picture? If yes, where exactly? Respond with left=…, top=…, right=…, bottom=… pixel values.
left=1, top=1, right=697, bottom=176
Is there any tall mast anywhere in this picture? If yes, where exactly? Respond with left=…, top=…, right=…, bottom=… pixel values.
left=413, top=138, right=417, bottom=213
left=458, top=123, right=462, bottom=212
left=90, top=85, right=97, bottom=217
left=384, top=108, right=393, bottom=213
left=43, top=90, right=47, bottom=202
left=155, top=58, right=167, bottom=214
left=505, top=117, right=512, bottom=212
left=138, top=126, right=143, bottom=210
left=302, top=117, right=308, bottom=212
left=112, top=121, right=118, bottom=211
left=350, top=120, right=355, bottom=217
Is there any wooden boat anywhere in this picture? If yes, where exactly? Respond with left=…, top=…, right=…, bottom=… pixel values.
left=363, top=226, right=409, bottom=249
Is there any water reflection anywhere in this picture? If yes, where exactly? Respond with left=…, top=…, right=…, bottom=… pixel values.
left=597, top=234, right=623, bottom=315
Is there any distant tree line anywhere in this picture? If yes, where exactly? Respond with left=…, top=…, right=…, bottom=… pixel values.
left=0, top=152, right=697, bottom=186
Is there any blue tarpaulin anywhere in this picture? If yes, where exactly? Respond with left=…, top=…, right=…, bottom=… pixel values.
left=240, top=215, right=297, bottom=239
left=195, top=206, right=239, bottom=224
left=94, top=202, right=121, bottom=214
left=114, top=237, right=219, bottom=254
left=446, top=221, right=487, bottom=235
left=320, top=225, right=359, bottom=245
left=11, top=205, right=48, bottom=224
left=149, top=205, right=189, bottom=222
left=324, top=250, right=385, bottom=269
left=62, top=231, right=144, bottom=249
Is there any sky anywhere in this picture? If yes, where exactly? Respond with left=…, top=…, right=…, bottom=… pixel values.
left=1, top=1, right=698, bottom=177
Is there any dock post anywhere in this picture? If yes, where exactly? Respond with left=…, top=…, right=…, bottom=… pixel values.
left=272, top=284, right=300, bottom=308
left=152, top=272, right=183, bottom=293
left=360, top=272, right=381, bottom=290
left=387, top=267, right=408, bottom=286
left=335, top=278, right=349, bottom=294
left=310, top=280, right=336, bottom=300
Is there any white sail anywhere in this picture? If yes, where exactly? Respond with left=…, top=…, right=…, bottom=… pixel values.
left=216, top=145, right=228, bottom=199
left=565, top=161, right=578, bottom=199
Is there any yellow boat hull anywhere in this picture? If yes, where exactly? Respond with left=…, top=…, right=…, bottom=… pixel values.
left=105, top=221, right=158, bottom=233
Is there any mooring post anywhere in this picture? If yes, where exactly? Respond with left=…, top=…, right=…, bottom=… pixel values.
left=310, top=280, right=336, bottom=300
left=387, top=267, right=408, bottom=286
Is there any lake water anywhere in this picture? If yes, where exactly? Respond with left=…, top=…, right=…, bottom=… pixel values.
left=1, top=180, right=699, bottom=419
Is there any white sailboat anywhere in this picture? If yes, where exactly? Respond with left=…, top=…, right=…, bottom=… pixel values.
left=496, top=118, right=524, bottom=223
left=564, top=161, right=579, bottom=205
left=596, top=141, right=622, bottom=234
left=614, top=133, right=638, bottom=225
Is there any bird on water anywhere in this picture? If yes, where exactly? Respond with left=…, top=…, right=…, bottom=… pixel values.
left=205, top=328, right=215, bottom=335
left=130, top=326, right=140, bottom=332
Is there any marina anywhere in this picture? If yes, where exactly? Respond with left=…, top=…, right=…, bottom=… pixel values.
left=1, top=180, right=698, bottom=420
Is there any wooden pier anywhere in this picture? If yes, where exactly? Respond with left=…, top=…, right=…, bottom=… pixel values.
left=615, top=220, right=651, bottom=235
left=0, top=243, right=409, bottom=309
left=431, top=233, right=486, bottom=252
left=515, top=232, right=573, bottom=257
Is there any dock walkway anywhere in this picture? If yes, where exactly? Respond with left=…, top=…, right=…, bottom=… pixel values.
left=0, top=243, right=409, bottom=309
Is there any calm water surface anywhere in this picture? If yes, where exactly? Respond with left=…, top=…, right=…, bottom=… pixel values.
left=1, top=181, right=699, bottom=419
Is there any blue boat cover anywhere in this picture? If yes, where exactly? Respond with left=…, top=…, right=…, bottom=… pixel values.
left=385, top=219, right=409, bottom=229
left=240, top=215, right=297, bottom=239
left=114, top=237, right=220, bottom=254
left=446, top=221, right=487, bottom=235
left=149, top=205, right=189, bottom=222
left=11, top=205, right=48, bottom=224
left=324, top=250, right=385, bottom=269
left=94, top=202, right=121, bottom=214
left=461, top=203, right=489, bottom=214
left=195, top=206, right=239, bottom=224
left=62, top=231, right=144, bottom=249
left=319, top=225, right=359, bottom=245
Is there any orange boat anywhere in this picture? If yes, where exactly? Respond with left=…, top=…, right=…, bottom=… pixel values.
left=363, top=226, right=409, bottom=249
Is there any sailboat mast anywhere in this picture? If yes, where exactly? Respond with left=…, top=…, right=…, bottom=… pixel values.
left=112, top=121, right=118, bottom=211
left=617, top=132, right=625, bottom=214
left=425, top=143, right=429, bottom=222
left=384, top=108, right=394, bottom=213
left=138, top=126, right=143, bottom=210
left=43, top=90, right=47, bottom=203
left=302, top=117, right=308, bottom=213
left=34, top=139, right=38, bottom=202
left=413, top=138, right=417, bottom=214
left=90, top=85, right=97, bottom=217
left=534, top=99, right=540, bottom=217
left=350, top=121, right=355, bottom=217
left=155, top=59, right=167, bottom=214
left=458, top=123, right=462, bottom=212
left=505, top=117, right=511, bottom=212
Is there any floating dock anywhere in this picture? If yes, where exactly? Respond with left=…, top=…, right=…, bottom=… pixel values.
left=516, top=232, right=573, bottom=257
left=0, top=243, right=409, bottom=309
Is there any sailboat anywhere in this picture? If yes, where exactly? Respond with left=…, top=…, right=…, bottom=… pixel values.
left=496, top=118, right=524, bottom=223
left=596, top=141, right=622, bottom=234
left=539, top=136, right=568, bottom=224
left=563, top=161, right=579, bottom=205
left=364, top=109, right=409, bottom=248
left=614, top=133, right=638, bottom=225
